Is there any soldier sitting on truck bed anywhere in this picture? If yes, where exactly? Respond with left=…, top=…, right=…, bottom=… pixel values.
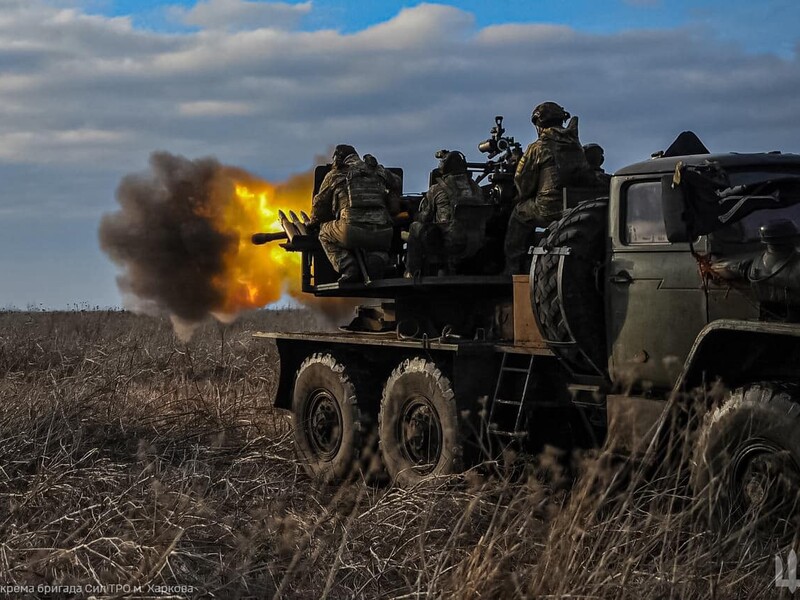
left=404, top=150, right=489, bottom=277
left=504, top=102, right=601, bottom=274
left=309, top=144, right=402, bottom=283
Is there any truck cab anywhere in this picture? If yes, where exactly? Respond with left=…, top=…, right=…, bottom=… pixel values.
left=606, top=152, right=800, bottom=391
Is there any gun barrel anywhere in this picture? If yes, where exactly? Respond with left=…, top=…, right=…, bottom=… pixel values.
left=252, top=232, right=289, bottom=245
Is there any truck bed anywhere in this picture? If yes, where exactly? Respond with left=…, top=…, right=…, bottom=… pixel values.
left=253, top=330, right=553, bottom=356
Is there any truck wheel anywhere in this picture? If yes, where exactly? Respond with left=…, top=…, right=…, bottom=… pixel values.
left=379, top=358, right=463, bottom=487
left=531, top=198, right=608, bottom=375
left=292, top=353, right=363, bottom=482
left=691, top=382, right=800, bottom=538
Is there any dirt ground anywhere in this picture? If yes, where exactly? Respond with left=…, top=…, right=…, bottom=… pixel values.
left=0, top=310, right=783, bottom=599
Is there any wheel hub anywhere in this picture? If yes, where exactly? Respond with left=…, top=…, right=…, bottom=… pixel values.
left=305, top=389, right=343, bottom=460
left=730, top=439, right=800, bottom=529
left=399, top=395, right=442, bottom=474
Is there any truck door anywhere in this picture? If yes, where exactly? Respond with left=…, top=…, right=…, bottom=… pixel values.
left=606, top=177, right=707, bottom=390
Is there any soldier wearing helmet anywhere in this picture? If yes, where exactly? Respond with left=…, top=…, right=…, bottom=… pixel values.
left=584, top=143, right=612, bottom=185
left=711, top=219, right=800, bottom=315
left=405, top=150, right=488, bottom=277
left=504, top=102, right=598, bottom=274
left=310, top=144, right=402, bottom=283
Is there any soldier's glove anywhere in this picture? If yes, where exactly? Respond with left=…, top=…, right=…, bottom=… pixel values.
left=305, top=221, right=321, bottom=236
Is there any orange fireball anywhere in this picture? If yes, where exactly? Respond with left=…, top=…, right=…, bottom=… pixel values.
left=210, top=167, right=314, bottom=315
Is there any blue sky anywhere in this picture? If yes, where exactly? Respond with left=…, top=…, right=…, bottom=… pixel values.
left=96, top=0, right=799, bottom=56
left=0, top=0, right=798, bottom=310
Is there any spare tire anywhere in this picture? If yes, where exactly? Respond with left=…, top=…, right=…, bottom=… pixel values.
left=531, top=198, right=608, bottom=375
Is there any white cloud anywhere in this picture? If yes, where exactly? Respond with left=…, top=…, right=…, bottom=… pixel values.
left=0, top=0, right=797, bottom=210
left=178, top=100, right=256, bottom=116
left=0, top=129, right=132, bottom=163
left=172, top=0, right=312, bottom=32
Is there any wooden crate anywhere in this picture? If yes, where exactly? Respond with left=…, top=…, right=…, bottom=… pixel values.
left=512, top=275, right=544, bottom=347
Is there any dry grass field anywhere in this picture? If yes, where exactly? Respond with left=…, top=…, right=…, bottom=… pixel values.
left=0, top=310, right=785, bottom=598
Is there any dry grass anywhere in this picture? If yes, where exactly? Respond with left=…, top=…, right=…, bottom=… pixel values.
left=0, top=310, right=787, bottom=598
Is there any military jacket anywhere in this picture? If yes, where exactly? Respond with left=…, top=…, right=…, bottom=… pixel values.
left=417, top=173, right=483, bottom=229
left=311, top=155, right=397, bottom=228
left=514, top=120, right=597, bottom=205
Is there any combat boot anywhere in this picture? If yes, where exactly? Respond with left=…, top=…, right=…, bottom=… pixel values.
left=365, top=251, right=390, bottom=279
left=337, top=254, right=360, bottom=284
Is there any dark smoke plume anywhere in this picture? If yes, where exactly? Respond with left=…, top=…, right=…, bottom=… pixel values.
left=99, top=152, right=236, bottom=332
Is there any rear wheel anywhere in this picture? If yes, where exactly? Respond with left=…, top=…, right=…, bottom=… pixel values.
left=292, top=353, right=363, bottom=482
left=379, top=358, right=463, bottom=486
left=691, top=382, right=800, bottom=539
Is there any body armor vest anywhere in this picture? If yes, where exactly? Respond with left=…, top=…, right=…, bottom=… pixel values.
left=748, top=250, right=800, bottom=308
left=338, top=163, right=390, bottom=225
left=543, top=132, right=596, bottom=192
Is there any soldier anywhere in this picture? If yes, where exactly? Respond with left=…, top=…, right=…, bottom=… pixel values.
left=405, top=150, right=488, bottom=277
left=710, top=219, right=800, bottom=317
left=310, top=144, right=401, bottom=283
left=584, top=143, right=612, bottom=185
left=504, top=102, right=598, bottom=274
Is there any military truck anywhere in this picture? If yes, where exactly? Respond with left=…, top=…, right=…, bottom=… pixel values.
left=255, top=124, right=800, bottom=528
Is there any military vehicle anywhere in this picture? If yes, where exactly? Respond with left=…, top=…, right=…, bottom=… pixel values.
left=254, top=121, right=800, bottom=529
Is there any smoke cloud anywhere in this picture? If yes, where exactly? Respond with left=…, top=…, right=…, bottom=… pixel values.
left=99, top=152, right=238, bottom=329
left=99, top=150, right=358, bottom=338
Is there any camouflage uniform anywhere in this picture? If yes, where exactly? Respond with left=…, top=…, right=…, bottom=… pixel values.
left=406, top=170, right=486, bottom=276
left=311, top=153, right=400, bottom=280
left=504, top=115, right=597, bottom=274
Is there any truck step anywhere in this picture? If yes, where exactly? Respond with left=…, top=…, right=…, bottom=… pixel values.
left=487, top=424, right=528, bottom=438
left=501, top=367, right=530, bottom=374
left=493, top=398, right=523, bottom=406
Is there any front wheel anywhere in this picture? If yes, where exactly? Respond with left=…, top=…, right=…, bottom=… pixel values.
left=379, top=358, right=463, bottom=487
left=691, top=382, right=800, bottom=539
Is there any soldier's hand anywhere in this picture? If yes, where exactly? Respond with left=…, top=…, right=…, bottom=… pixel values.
left=706, top=257, right=737, bottom=280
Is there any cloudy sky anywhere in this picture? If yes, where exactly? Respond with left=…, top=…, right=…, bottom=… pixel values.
left=1, top=0, right=799, bottom=309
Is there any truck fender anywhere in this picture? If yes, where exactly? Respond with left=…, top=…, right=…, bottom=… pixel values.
left=673, top=319, right=800, bottom=392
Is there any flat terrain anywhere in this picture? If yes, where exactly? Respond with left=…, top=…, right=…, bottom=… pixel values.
left=0, top=311, right=781, bottom=598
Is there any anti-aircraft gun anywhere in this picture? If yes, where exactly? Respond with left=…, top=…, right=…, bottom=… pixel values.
left=253, top=125, right=800, bottom=536
left=474, top=115, right=524, bottom=202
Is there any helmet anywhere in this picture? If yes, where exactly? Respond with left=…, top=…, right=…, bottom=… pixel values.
left=583, top=143, right=605, bottom=168
left=332, top=144, right=358, bottom=167
left=438, top=150, right=467, bottom=175
left=760, top=219, right=800, bottom=244
left=531, top=102, right=570, bottom=128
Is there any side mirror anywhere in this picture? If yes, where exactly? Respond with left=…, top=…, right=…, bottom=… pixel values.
left=661, top=175, right=691, bottom=243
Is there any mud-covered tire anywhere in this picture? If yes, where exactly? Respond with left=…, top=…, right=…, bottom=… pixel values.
left=531, top=198, right=608, bottom=375
left=379, top=358, right=463, bottom=487
left=691, top=382, right=800, bottom=539
left=291, top=353, right=364, bottom=483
